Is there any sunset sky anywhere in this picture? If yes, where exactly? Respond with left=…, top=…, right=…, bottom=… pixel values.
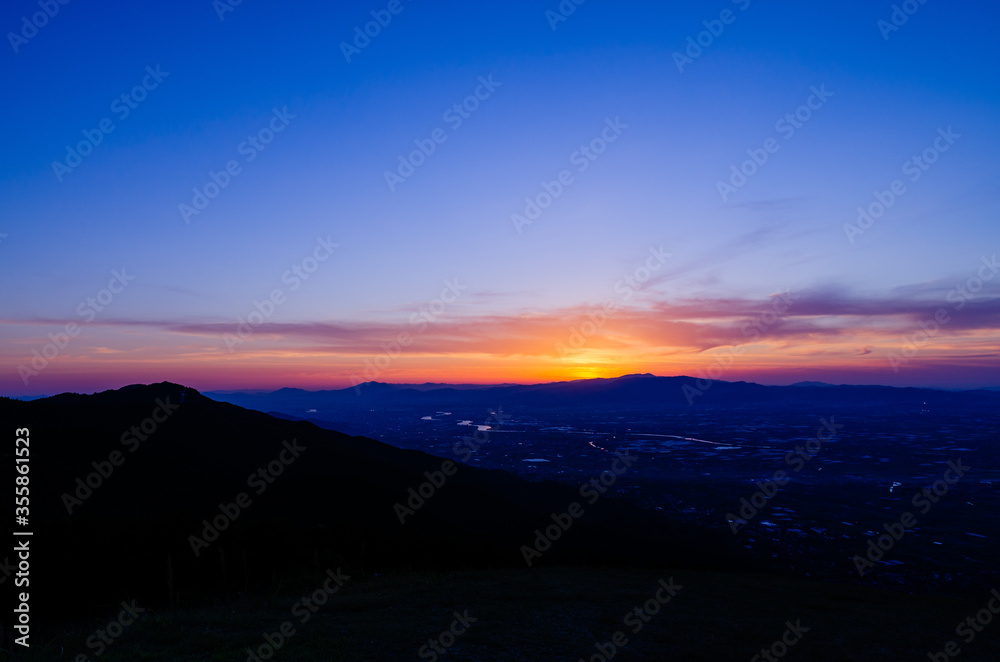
left=1, top=0, right=998, bottom=396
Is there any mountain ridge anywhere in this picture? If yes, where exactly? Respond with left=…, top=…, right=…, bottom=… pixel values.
left=204, top=373, right=1000, bottom=412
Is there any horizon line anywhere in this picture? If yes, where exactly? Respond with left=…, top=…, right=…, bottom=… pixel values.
left=8, top=372, right=1000, bottom=400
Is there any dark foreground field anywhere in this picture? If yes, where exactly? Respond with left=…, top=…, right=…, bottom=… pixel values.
left=8, top=566, right=999, bottom=661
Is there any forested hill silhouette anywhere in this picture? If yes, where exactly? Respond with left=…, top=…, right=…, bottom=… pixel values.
left=2, top=382, right=749, bottom=619
left=209, top=373, right=1000, bottom=411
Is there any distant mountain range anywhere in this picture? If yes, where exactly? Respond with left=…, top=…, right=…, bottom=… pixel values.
left=207, top=373, right=1000, bottom=412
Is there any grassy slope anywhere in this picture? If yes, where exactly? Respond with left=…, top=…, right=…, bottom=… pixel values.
left=10, top=567, right=999, bottom=661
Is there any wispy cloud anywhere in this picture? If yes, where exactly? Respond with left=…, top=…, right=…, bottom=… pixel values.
left=4, top=283, right=995, bottom=361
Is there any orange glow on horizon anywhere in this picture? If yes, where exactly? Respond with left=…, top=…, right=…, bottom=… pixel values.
left=2, top=301, right=998, bottom=395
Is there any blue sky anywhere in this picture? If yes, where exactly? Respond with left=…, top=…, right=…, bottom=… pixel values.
left=1, top=0, right=998, bottom=394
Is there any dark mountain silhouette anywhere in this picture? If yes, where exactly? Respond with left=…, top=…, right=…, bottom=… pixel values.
left=208, top=373, right=1000, bottom=412
left=1, top=383, right=749, bottom=619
